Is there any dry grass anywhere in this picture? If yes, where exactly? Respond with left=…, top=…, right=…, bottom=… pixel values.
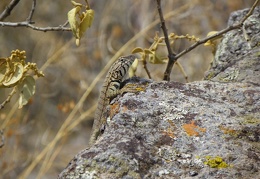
left=0, top=0, right=255, bottom=178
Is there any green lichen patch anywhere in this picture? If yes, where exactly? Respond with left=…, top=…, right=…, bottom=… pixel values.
left=204, top=156, right=229, bottom=169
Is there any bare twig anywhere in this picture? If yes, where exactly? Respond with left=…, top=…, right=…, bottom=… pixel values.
left=26, top=0, right=36, bottom=23
left=0, top=129, right=4, bottom=148
left=240, top=0, right=259, bottom=22
left=0, top=21, right=71, bottom=32
left=85, top=0, right=90, bottom=9
left=142, top=60, right=152, bottom=79
left=156, top=0, right=177, bottom=81
left=0, top=0, right=21, bottom=21
left=62, top=20, right=69, bottom=27
left=175, top=0, right=259, bottom=60
left=0, top=0, right=71, bottom=32
left=176, top=61, right=188, bottom=82
left=0, top=87, right=16, bottom=110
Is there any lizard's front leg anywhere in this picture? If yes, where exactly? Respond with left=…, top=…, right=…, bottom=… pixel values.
left=99, top=80, right=121, bottom=132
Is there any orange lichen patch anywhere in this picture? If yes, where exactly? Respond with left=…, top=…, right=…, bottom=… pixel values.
left=110, top=103, right=120, bottom=118
left=182, top=120, right=206, bottom=136
left=162, top=128, right=175, bottom=138
left=219, top=125, right=238, bottom=136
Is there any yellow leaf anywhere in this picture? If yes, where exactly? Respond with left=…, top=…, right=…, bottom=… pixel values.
left=68, top=6, right=81, bottom=39
left=204, top=40, right=213, bottom=46
left=78, top=9, right=94, bottom=39
left=18, top=76, right=35, bottom=108
left=3, top=62, right=24, bottom=87
left=204, top=31, right=222, bottom=46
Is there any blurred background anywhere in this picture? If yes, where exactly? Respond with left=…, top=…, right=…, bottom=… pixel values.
left=0, top=0, right=255, bottom=178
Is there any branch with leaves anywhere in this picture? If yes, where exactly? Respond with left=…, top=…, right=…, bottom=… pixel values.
left=155, top=0, right=259, bottom=81
left=156, top=0, right=177, bottom=81
left=0, top=0, right=94, bottom=109
left=0, top=50, right=44, bottom=109
left=132, top=32, right=196, bottom=81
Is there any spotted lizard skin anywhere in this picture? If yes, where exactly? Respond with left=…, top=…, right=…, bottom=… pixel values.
left=89, top=55, right=136, bottom=145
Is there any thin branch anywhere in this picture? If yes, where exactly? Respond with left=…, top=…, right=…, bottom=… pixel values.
left=240, top=0, right=259, bottom=22
left=85, top=0, right=90, bottom=9
left=174, top=0, right=259, bottom=60
left=62, top=20, right=69, bottom=27
left=142, top=60, right=152, bottom=79
left=175, top=61, right=188, bottom=82
left=26, top=0, right=36, bottom=23
left=156, top=0, right=176, bottom=81
left=0, top=0, right=71, bottom=32
left=0, top=0, right=21, bottom=21
left=0, top=21, right=71, bottom=32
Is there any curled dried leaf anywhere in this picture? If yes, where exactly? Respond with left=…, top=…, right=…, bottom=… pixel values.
left=68, top=1, right=94, bottom=46
left=68, top=6, right=81, bottom=39
left=77, top=9, right=94, bottom=45
left=2, top=62, right=24, bottom=87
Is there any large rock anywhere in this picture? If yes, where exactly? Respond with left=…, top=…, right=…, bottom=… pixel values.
left=58, top=7, right=260, bottom=179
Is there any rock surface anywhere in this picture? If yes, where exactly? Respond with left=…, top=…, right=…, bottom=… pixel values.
left=58, top=7, right=260, bottom=179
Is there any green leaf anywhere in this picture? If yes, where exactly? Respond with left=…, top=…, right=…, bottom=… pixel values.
left=18, top=76, right=35, bottom=109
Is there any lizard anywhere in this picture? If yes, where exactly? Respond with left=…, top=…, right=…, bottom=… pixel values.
left=88, top=54, right=136, bottom=146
